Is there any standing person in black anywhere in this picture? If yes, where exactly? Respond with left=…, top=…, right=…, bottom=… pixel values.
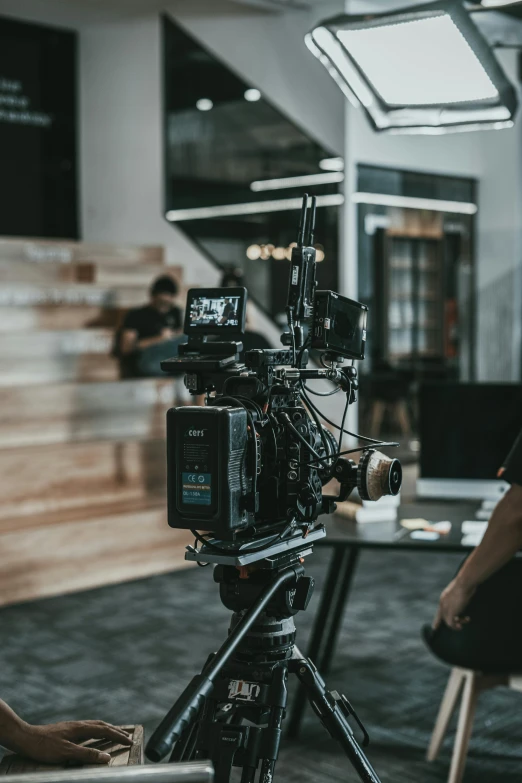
left=117, top=276, right=185, bottom=377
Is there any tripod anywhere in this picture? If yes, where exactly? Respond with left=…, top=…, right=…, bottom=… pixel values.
left=146, top=539, right=382, bottom=783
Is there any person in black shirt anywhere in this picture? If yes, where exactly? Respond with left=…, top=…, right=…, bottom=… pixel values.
left=434, top=428, right=522, bottom=630
left=117, top=276, right=185, bottom=377
left=220, top=299, right=236, bottom=325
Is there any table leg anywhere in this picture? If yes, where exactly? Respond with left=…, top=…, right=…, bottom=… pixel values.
left=319, top=547, right=360, bottom=676
left=287, top=546, right=358, bottom=738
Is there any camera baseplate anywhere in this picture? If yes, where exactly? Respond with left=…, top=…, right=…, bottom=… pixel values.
left=185, top=525, right=326, bottom=567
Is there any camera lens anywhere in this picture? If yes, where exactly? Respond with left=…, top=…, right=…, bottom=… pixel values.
left=357, top=450, right=403, bottom=502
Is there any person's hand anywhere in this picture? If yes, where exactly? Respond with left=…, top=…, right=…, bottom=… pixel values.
left=160, top=328, right=175, bottom=340
left=13, top=721, right=132, bottom=765
left=433, top=577, right=476, bottom=631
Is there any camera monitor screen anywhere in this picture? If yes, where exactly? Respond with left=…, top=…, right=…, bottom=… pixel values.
left=184, top=287, right=247, bottom=336
left=312, top=291, right=368, bottom=360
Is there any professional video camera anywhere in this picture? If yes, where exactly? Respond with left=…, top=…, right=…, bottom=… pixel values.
left=146, top=196, right=402, bottom=783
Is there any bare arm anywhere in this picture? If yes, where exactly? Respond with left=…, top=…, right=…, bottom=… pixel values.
left=0, top=700, right=131, bottom=764
left=120, top=328, right=175, bottom=355
left=434, top=483, right=522, bottom=630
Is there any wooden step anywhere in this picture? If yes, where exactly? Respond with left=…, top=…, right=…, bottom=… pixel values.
left=0, top=328, right=113, bottom=357
left=0, top=378, right=179, bottom=448
left=0, top=283, right=154, bottom=309
left=0, top=502, right=192, bottom=607
left=0, top=439, right=166, bottom=523
left=0, top=281, right=187, bottom=311
left=0, top=327, right=118, bottom=386
left=0, top=259, right=172, bottom=287
left=0, top=239, right=165, bottom=265
left=0, top=353, right=118, bottom=386
left=0, top=304, right=124, bottom=333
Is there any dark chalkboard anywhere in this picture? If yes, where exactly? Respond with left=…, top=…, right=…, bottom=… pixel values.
left=0, top=15, right=78, bottom=238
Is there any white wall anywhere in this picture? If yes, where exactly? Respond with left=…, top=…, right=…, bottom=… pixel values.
left=167, top=0, right=345, bottom=156
left=0, top=0, right=213, bottom=286
left=80, top=14, right=215, bottom=286
left=0, top=0, right=345, bottom=337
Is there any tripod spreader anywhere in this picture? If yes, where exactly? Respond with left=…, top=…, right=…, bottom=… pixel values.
left=145, top=564, right=303, bottom=763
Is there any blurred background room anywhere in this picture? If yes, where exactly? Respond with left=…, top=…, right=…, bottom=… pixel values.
left=0, top=1, right=522, bottom=782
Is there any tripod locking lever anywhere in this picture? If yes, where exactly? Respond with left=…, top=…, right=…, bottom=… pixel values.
left=332, top=691, right=370, bottom=748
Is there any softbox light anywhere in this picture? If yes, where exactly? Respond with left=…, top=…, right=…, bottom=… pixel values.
left=306, top=0, right=518, bottom=134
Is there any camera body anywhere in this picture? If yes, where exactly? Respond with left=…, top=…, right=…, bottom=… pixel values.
left=161, top=196, right=401, bottom=551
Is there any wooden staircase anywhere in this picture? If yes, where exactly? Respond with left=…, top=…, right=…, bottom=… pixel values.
left=0, top=238, right=191, bottom=607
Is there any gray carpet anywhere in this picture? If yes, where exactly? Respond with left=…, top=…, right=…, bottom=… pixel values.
left=1, top=546, right=521, bottom=782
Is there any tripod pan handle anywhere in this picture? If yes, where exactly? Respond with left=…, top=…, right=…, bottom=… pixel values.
left=145, top=674, right=214, bottom=762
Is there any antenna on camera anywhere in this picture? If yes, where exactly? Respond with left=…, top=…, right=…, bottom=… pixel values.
left=297, top=193, right=309, bottom=248
left=306, top=195, right=317, bottom=247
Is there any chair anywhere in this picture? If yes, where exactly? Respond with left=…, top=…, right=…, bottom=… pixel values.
left=422, top=558, right=522, bottom=783
left=425, top=664, right=522, bottom=783
left=361, top=363, right=413, bottom=438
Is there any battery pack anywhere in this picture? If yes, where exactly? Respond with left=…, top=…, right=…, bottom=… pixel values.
left=166, top=406, right=250, bottom=537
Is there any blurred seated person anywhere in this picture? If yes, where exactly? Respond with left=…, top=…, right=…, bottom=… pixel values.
left=427, top=429, right=522, bottom=672
left=434, top=429, right=522, bottom=632
left=0, top=699, right=131, bottom=764
left=219, top=268, right=273, bottom=355
left=116, top=275, right=185, bottom=378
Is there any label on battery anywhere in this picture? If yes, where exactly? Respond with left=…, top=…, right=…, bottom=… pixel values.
left=182, top=472, right=212, bottom=505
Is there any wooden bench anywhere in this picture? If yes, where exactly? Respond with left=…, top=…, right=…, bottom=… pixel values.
left=0, top=239, right=191, bottom=607
left=0, top=379, right=178, bottom=448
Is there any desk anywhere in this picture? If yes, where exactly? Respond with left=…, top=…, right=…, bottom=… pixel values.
left=287, top=500, right=479, bottom=737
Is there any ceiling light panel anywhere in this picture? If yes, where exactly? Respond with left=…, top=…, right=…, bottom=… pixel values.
left=307, top=0, right=518, bottom=134
left=337, top=15, right=498, bottom=106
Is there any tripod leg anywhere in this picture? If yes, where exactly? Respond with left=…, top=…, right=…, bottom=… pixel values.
left=258, top=705, right=285, bottom=783
left=290, top=654, right=382, bottom=783
left=287, top=547, right=343, bottom=738
left=169, top=702, right=205, bottom=762
left=169, top=721, right=198, bottom=762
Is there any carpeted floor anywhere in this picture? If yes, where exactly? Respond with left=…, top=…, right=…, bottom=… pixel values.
left=1, top=546, right=521, bottom=782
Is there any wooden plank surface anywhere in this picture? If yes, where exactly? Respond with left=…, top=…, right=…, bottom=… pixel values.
left=0, top=354, right=119, bottom=386
left=0, top=379, right=179, bottom=449
left=0, top=284, right=168, bottom=310
left=0, top=439, right=166, bottom=523
left=0, top=305, right=124, bottom=333
left=0, top=239, right=192, bottom=607
left=0, top=261, right=172, bottom=287
left=0, top=506, right=192, bottom=606
left=0, top=329, right=113, bottom=357
left=0, top=726, right=144, bottom=773
left=0, top=239, right=165, bottom=265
